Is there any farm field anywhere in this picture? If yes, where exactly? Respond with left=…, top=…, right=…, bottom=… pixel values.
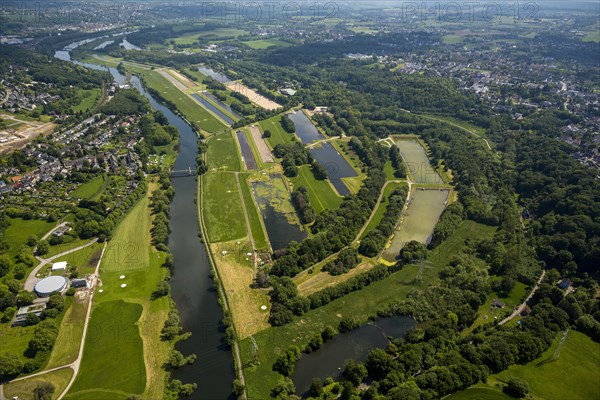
left=4, top=367, right=74, bottom=400
left=240, top=220, right=494, bottom=398
left=290, top=165, right=343, bottom=213
left=202, top=173, right=247, bottom=242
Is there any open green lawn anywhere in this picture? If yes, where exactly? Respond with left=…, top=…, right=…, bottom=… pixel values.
left=65, top=182, right=170, bottom=399
left=241, top=220, right=495, bottom=398
left=291, top=165, right=343, bottom=213
left=101, top=194, right=149, bottom=273
left=71, top=175, right=106, bottom=199
left=73, top=88, right=101, bottom=113
left=136, top=69, right=226, bottom=134
left=242, top=38, right=293, bottom=49
left=66, top=301, right=145, bottom=398
left=259, top=114, right=294, bottom=148
left=442, top=34, right=464, bottom=44
left=46, top=299, right=87, bottom=369
left=4, top=367, right=74, bottom=400
left=202, top=173, right=247, bottom=242
left=47, top=242, right=103, bottom=276
left=240, top=177, right=269, bottom=251
left=206, top=131, right=242, bottom=171
left=3, top=217, right=54, bottom=257
left=360, top=182, right=406, bottom=240
left=446, top=386, right=514, bottom=400
left=493, top=330, right=600, bottom=400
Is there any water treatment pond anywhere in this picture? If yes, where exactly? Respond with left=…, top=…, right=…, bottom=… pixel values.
left=288, top=111, right=325, bottom=144
left=395, top=138, right=444, bottom=184
left=201, top=91, right=242, bottom=120
left=292, top=315, right=416, bottom=395
left=198, top=65, right=231, bottom=83
left=309, top=143, right=358, bottom=196
left=191, top=93, right=235, bottom=125
left=382, top=189, right=449, bottom=262
left=236, top=131, right=257, bottom=170
left=251, top=176, right=307, bottom=250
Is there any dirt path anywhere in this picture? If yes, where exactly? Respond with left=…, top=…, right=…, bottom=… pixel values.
left=499, top=270, right=546, bottom=325
left=353, top=179, right=407, bottom=244
left=417, top=114, right=492, bottom=151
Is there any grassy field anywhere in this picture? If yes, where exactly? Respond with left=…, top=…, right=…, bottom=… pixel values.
left=168, top=28, right=248, bottom=45
left=67, top=301, right=145, bottom=397
left=73, top=88, right=101, bottom=113
left=44, top=238, right=95, bottom=259
left=65, top=182, right=170, bottom=400
left=242, top=38, right=293, bottom=49
left=467, top=281, right=528, bottom=333
left=241, top=220, right=496, bottom=398
left=290, top=165, right=343, bottom=213
left=48, top=242, right=104, bottom=276
left=3, top=217, right=54, bottom=257
left=259, top=114, right=294, bottom=148
left=202, top=173, right=247, bottom=242
left=136, top=69, right=226, bottom=134
left=46, top=298, right=86, bottom=369
left=71, top=175, right=106, bottom=199
left=4, top=367, right=74, bottom=400
left=450, top=330, right=600, bottom=400
left=206, top=131, right=242, bottom=172
left=360, top=182, right=406, bottom=240
left=295, top=259, right=378, bottom=296
left=240, top=176, right=269, bottom=251
left=210, top=242, right=270, bottom=339
left=446, top=386, right=514, bottom=400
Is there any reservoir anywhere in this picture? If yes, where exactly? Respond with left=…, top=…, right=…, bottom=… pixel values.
left=201, top=91, right=242, bottom=120
left=191, top=93, right=235, bottom=125
left=56, top=40, right=235, bottom=399
left=309, top=142, right=357, bottom=196
left=395, top=138, right=444, bottom=184
left=236, top=131, right=258, bottom=170
left=251, top=176, right=307, bottom=250
left=198, top=65, right=231, bottom=83
left=292, top=315, right=416, bottom=395
left=288, top=111, right=326, bottom=144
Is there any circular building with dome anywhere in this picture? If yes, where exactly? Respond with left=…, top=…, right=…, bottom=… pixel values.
left=34, top=276, right=67, bottom=297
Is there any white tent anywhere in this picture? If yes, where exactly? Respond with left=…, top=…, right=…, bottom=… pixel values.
left=51, top=261, right=67, bottom=271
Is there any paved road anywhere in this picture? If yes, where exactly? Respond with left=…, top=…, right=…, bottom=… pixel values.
left=24, top=238, right=98, bottom=292
left=499, top=270, right=546, bottom=325
left=305, top=136, right=342, bottom=149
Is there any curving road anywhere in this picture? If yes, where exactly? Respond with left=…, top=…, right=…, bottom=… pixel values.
left=2, top=241, right=108, bottom=400
left=24, top=238, right=98, bottom=292
left=499, top=270, right=546, bottom=325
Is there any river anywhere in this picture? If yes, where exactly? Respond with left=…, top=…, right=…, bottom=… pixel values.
left=56, top=41, right=235, bottom=399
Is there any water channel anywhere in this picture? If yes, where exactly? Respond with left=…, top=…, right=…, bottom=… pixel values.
left=56, top=40, right=235, bottom=399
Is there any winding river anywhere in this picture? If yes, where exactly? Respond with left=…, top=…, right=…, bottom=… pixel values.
left=56, top=42, right=235, bottom=399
